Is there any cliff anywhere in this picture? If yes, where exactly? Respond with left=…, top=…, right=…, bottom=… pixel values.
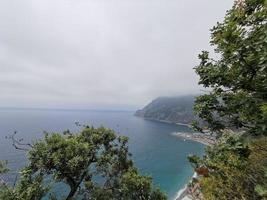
left=135, top=95, right=196, bottom=124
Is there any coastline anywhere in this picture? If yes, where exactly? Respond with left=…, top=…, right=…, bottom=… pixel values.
left=138, top=116, right=216, bottom=146
left=174, top=172, right=198, bottom=200
left=172, top=132, right=215, bottom=200
left=136, top=117, right=192, bottom=128
left=174, top=183, right=190, bottom=200
left=171, top=131, right=215, bottom=200
left=135, top=116, right=211, bottom=200
left=172, top=132, right=216, bottom=146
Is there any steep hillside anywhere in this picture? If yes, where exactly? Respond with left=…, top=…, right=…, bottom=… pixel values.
left=135, top=95, right=196, bottom=124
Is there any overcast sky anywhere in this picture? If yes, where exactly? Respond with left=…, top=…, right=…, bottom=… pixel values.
left=0, top=0, right=233, bottom=110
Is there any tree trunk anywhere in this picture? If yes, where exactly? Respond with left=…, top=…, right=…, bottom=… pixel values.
left=66, top=186, right=77, bottom=200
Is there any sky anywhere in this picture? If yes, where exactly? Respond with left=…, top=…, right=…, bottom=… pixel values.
left=0, top=0, right=233, bottom=110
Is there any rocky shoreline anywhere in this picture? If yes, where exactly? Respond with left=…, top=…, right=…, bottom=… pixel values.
left=140, top=117, right=216, bottom=146
left=173, top=132, right=216, bottom=200
left=172, top=132, right=216, bottom=146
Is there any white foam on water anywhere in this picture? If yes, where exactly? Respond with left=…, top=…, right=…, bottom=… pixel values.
left=173, top=172, right=197, bottom=200
left=173, top=184, right=187, bottom=200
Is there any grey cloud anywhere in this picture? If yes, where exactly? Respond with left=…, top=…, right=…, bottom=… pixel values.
left=0, top=0, right=233, bottom=109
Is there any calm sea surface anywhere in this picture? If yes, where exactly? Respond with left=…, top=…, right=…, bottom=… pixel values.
left=0, top=108, right=204, bottom=199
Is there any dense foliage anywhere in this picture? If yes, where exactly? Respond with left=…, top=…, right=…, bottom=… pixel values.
left=193, top=0, right=267, bottom=136
left=0, top=126, right=166, bottom=200
left=189, top=133, right=267, bottom=199
left=190, top=0, right=267, bottom=199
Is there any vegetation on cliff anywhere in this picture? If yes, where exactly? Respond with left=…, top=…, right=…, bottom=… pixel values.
left=135, top=95, right=196, bottom=124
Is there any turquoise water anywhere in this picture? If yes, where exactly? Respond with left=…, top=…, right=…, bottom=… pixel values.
left=0, top=108, right=204, bottom=199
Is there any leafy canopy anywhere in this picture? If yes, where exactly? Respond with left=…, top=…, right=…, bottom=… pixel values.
left=189, top=134, right=267, bottom=200
left=189, top=0, right=267, bottom=199
left=193, top=0, right=267, bottom=136
left=0, top=126, right=166, bottom=200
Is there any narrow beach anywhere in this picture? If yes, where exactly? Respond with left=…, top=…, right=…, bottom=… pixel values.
left=173, top=132, right=216, bottom=200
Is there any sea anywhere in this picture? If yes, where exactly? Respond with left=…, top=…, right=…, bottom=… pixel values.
left=0, top=108, right=205, bottom=200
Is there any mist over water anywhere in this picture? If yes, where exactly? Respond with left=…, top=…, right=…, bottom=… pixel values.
left=0, top=108, right=204, bottom=199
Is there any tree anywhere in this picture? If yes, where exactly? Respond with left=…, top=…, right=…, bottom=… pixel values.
left=189, top=134, right=267, bottom=200
left=189, top=0, right=267, bottom=199
left=0, top=126, right=166, bottom=200
left=193, top=0, right=267, bottom=136
left=0, top=161, right=8, bottom=174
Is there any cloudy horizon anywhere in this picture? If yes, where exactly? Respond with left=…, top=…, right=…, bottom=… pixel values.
left=0, top=0, right=233, bottom=110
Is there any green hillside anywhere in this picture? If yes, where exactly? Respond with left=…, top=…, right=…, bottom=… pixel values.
left=135, top=95, right=196, bottom=124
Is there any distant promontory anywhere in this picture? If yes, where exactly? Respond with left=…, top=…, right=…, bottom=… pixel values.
left=135, top=95, right=197, bottom=125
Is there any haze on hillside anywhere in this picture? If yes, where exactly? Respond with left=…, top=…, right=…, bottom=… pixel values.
left=0, top=0, right=233, bottom=110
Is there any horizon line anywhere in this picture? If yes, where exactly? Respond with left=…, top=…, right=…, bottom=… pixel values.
left=0, top=106, right=136, bottom=112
